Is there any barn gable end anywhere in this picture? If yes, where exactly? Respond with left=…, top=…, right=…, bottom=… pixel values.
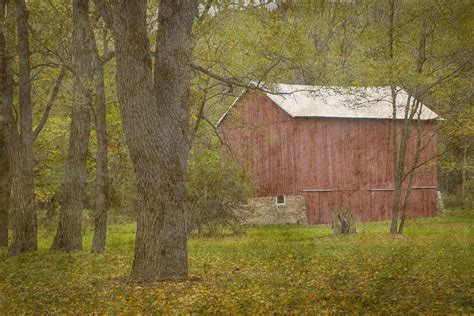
left=220, top=91, right=299, bottom=196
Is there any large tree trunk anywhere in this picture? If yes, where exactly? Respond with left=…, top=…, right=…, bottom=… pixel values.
left=6, top=0, right=37, bottom=256
left=91, top=55, right=108, bottom=254
left=110, top=0, right=197, bottom=281
left=51, top=0, right=95, bottom=251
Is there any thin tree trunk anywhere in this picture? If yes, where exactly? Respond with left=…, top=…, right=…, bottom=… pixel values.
left=52, top=0, right=95, bottom=251
left=7, top=0, right=37, bottom=256
left=91, top=51, right=108, bottom=254
left=445, top=172, right=448, bottom=193
left=391, top=94, right=419, bottom=235
left=0, top=0, right=10, bottom=247
left=395, top=17, right=429, bottom=234
left=398, top=101, right=423, bottom=234
left=387, top=0, right=399, bottom=235
left=390, top=89, right=401, bottom=235
left=389, top=85, right=403, bottom=234
left=0, top=124, right=11, bottom=248
left=110, top=0, right=197, bottom=281
left=387, top=0, right=417, bottom=235
left=461, top=146, right=467, bottom=206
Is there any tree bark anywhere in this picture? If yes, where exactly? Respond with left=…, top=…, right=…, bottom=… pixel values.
left=110, top=0, right=197, bottom=281
left=91, top=49, right=108, bottom=254
left=0, top=123, right=11, bottom=248
left=51, top=0, right=95, bottom=251
left=6, top=0, right=37, bottom=256
left=0, top=0, right=10, bottom=248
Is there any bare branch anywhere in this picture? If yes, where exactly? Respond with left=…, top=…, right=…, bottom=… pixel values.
left=200, top=114, right=236, bottom=161
left=33, top=67, right=66, bottom=141
left=189, top=93, right=208, bottom=148
left=191, top=63, right=256, bottom=92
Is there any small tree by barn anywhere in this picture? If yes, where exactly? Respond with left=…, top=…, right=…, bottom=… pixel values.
left=384, top=1, right=470, bottom=234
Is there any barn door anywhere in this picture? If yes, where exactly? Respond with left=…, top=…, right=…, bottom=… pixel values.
left=303, top=192, right=334, bottom=225
left=303, top=192, right=319, bottom=224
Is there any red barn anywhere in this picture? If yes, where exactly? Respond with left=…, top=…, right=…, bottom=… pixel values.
left=218, top=84, right=441, bottom=225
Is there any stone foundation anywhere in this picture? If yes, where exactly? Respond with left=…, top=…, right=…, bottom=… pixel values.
left=236, top=195, right=308, bottom=225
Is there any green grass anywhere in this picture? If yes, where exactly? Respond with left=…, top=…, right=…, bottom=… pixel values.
left=0, top=209, right=473, bottom=314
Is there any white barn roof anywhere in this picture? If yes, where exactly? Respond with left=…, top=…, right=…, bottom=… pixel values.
left=217, top=84, right=441, bottom=125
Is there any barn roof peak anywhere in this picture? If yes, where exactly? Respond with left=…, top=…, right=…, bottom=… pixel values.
left=217, top=84, right=441, bottom=125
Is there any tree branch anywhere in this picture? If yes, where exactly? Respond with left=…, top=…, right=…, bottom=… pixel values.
left=200, top=114, right=236, bottom=161
left=191, top=63, right=256, bottom=92
left=189, top=90, right=208, bottom=148
left=33, top=67, right=66, bottom=141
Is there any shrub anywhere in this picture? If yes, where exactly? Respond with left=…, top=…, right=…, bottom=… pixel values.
left=186, top=147, right=253, bottom=235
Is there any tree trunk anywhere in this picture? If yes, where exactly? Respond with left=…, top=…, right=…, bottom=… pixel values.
left=461, top=146, right=467, bottom=206
left=51, top=0, right=95, bottom=251
left=332, top=207, right=356, bottom=234
left=110, top=0, right=197, bottom=281
left=91, top=56, right=108, bottom=254
left=398, top=101, right=424, bottom=234
left=0, top=124, right=11, bottom=248
left=7, top=0, right=37, bottom=256
left=392, top=15, right=429, bottom=235
left=391, top=95, right=418, bottom=235
left=390, top=90, right=405, bottom=235
left=0, top=1, right=10, bottom=247
left=387, top=0, right=399, bottom=235
left=0, top=6, right=6, bottom=248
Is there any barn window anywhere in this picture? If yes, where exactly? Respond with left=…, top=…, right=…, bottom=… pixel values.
left=276, top=195, right=285, bottom=205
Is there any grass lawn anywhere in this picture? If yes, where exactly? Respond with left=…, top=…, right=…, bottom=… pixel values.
left=0, top=209, right=472, bottom=314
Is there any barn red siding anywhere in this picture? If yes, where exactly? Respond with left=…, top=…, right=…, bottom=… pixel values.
left=219, top=92, right=438, bottom=224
